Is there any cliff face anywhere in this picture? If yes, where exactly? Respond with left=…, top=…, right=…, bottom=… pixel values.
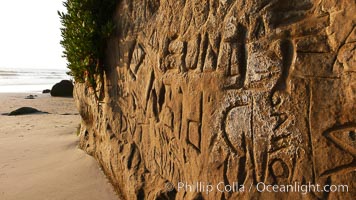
left=74, top=0, right=356, bottom=199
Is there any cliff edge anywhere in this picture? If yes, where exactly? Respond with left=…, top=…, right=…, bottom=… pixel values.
left=74, top=0, right=355, bottom=199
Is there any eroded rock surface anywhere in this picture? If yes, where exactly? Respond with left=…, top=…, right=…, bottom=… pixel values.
left=74, top=0, right=355, bottom=199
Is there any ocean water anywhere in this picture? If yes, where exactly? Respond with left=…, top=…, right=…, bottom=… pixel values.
left=0, top=67, right=71, bottom=93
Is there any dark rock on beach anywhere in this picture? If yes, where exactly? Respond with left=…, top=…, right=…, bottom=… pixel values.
left=50, top=80, right=73, bottom=97
left=8, top=107, right=48, bottom=116
left=42, top=89, right=51, bottom=94
left=25, top=95, right=37, bottom=99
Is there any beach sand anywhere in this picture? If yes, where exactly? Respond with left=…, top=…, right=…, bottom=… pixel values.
left=0, top=93, right=118, bottom=200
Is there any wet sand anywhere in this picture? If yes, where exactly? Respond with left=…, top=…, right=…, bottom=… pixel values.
left=0, top=93, right=118, bottom=200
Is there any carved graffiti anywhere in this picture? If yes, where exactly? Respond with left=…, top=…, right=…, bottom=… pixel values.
left=321, top=124, right=356, bottom=177
left=129, top=43, right=146, bottom=79
left=185, top=92, right=203, bottom=153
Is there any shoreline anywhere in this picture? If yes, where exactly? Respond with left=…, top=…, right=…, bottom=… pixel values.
left=0, top=93, right=118, bottom=200
left=0, top=67, right=70, bottom=94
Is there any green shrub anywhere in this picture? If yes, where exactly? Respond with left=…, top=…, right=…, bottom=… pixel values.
left=58, top=0, right=116, bottom=88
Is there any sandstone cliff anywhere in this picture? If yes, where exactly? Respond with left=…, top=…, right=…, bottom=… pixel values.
left=74, top=0, right=356, bottom=199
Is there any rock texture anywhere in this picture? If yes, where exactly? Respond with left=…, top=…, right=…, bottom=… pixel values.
left=74, top=0, right=356, bottom=199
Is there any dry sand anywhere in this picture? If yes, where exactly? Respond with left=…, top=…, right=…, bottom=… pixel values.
left=0, top=93, right=118, bottom=200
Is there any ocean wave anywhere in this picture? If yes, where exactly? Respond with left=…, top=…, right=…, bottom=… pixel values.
left=0, top=68, right=71, bottom=93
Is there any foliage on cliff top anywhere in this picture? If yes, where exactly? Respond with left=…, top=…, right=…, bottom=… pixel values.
left=58, top=0, right=116, bottom=86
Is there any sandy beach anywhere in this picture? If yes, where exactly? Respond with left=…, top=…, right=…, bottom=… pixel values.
left=0, top=93, right=118, bottom=200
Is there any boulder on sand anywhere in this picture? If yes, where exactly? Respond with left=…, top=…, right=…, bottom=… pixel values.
left=50, top=80, right=73, bottom=97
left=25, top=95, right=36, bottom=99
left=7, top=107, right=48, bottom=116
left=42, top=89, right=51, bottom=94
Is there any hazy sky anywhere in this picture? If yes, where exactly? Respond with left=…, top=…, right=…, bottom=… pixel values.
left=0, top=0, right=67, bottom=69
